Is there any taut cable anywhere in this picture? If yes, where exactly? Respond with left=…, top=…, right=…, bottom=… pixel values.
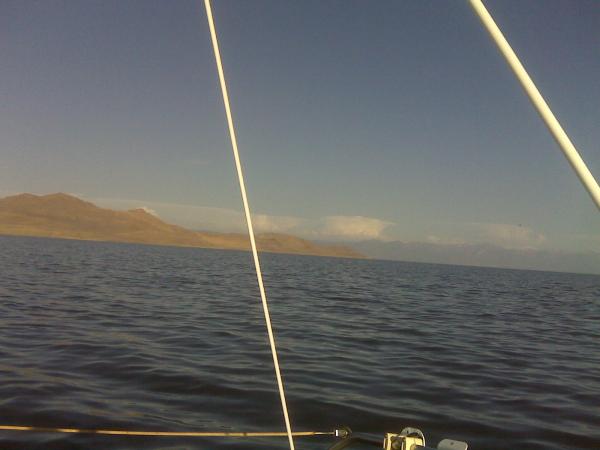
left=203, top=1, right=296, bottom=449
left=0, top=425, right=332, bottom=438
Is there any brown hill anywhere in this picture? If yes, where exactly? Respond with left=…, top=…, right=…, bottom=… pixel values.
left=0, top=193, right=363, bottom=258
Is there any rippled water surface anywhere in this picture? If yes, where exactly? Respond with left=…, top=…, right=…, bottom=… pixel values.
left=0, top=236, right=599, bottom=449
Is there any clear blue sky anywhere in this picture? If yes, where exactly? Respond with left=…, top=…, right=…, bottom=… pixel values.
left=1, top=0, right=599, bottom=252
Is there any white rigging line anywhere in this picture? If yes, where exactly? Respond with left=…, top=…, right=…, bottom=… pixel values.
left=203, top=1, right=296, bottom=450
left=469, top=0, right=600, bottom=211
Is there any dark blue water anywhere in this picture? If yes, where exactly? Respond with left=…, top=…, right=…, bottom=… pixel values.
left=0, top=235, right=598, bottom=450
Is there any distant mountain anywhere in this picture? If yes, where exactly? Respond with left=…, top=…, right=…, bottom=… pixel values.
left=0, top=193, right=362, bottom=259
left=353, top=239, right=600, bottom=275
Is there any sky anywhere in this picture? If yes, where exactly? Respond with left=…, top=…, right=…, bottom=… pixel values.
left=1, top=0, right=599, bottom=254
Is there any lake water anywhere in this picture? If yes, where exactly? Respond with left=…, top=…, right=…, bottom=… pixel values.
left=0, top=235, right=598, bottom=449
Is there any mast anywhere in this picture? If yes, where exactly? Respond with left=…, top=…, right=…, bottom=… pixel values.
left=469, top=0, right=600, bottom=211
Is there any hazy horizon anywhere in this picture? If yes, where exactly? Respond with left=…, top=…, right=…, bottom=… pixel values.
left=2, top=191, right=599, bottom=276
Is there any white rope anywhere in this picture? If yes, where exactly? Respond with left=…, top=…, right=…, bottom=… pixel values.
left=202, top=1, right=296, bottom=449
left=0, top=425, right=331, bottom=438
left=469, top=0, right=600, bottom=211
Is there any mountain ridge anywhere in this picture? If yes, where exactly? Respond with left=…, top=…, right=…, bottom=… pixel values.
left=0, top=193, right=363, bottom=259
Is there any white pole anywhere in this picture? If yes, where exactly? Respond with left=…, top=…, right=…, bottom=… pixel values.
left=203, top=1, right=296, bottom=449
left=469, top=0, right=600, bottom=211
